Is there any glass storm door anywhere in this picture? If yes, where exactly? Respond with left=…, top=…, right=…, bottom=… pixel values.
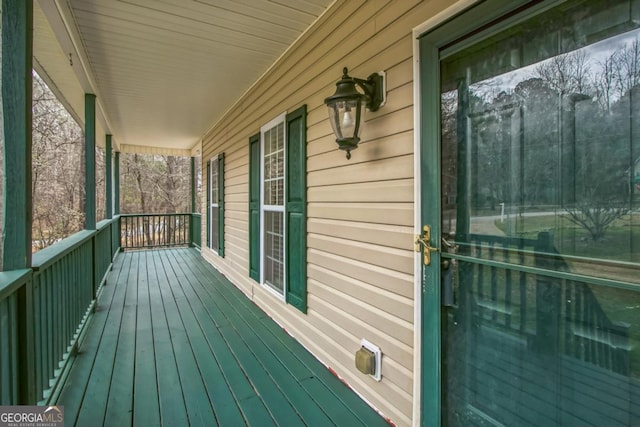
left=420, top=1, right=640, bottom=425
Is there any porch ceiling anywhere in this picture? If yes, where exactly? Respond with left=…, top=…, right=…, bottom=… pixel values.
left=35, top=0, right=333, bottom=155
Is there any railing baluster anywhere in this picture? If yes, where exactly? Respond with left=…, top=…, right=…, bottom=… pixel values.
left=118, top=214, right=197, bottom=250
left=468, top=232, right=629, bottom=374
left=489, top=242, right=497, bottom=323
left=6, top=218, right=119, bottom=404
left=1, top=297, right=13, bottom=404
left=504, top=241, right=512, bottom=330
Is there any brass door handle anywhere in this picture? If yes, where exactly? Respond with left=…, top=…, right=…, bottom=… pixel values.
left=414, top=225, right=439, bottom=265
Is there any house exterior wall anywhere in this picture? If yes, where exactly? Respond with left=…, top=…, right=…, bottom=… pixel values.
left=200, top=1, right=459, bottom=425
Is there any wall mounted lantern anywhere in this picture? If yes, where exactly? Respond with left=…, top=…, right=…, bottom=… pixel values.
left=324, top=67, right=385, bottom=159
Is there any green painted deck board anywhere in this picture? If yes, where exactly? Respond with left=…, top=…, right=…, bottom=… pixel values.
left=173, top=249, right=388, bottom=427
left=56, top=248, right=387, bottom=426
left=104, top=252, right=139, bottom=426
left=132, top=252, right=161, bottom=427
left=146, top=250, right=189, bottom=427
left=74, top=251, right=132, bottom=427
left=164, top=252, right=305, bottom=425
left=168, top=250, right=334, bottom=425
left=155, top=252, right=245, bottom=426
left=154, top=251, right=218, bottom=426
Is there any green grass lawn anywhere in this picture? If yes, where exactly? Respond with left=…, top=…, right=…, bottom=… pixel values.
left=494, top=213, right=640, bottom=262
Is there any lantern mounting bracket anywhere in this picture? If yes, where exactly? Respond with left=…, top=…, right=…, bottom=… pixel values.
left=352, top=69, right=386, bottom=112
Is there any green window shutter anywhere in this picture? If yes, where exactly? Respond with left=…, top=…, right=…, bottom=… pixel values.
left=218, top=153, right=225, bottom=257
left=249, top=133, right=260, bottom=282
left=206, top=160, right=211, bottom=248
left=285, top=105, right=307, bottom=313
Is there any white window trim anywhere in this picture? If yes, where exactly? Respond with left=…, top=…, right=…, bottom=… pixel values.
left=260, top=112, right=287, bottom=299
left=209, top=154, right=220, bottom=254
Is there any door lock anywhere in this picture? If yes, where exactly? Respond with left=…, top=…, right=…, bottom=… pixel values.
left=414, top=225, right=439, bottom=265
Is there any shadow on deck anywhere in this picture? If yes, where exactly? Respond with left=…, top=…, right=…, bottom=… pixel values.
left=56, top=248, right=387, bottom=426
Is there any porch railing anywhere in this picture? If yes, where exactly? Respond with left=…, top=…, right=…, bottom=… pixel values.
left=120, top=213, right=200, bottom=250
left=465, top=232, right=631, bottom=374
left=0, top=269, right=32, bottom=404
left=0, top=216, right=121, bottom=405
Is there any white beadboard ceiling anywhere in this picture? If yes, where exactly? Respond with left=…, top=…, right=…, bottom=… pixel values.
left=35, top=0, right=333, bottom=154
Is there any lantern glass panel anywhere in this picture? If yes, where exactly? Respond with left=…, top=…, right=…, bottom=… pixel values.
left=328, top=99, right=363, bottom=140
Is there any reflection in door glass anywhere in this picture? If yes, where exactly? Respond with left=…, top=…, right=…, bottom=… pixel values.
left=439, top=1, right=640, bottom=425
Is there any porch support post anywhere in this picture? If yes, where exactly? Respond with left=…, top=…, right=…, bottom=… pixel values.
left=189, top=156, right=196, bottom=246
left=2, top=0, right=36, bottom=405
left=114, top=152, right=120, bottom=215
left=1, top=0, right=33, bottom=271
left=191, top=156, right=196, bottom=212
left=84, top=93, right=96, bottom=230
left=105, top=134, right=112, bottom=219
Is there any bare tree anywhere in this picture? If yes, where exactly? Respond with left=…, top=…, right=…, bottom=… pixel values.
left=31, top=73, right=85, bottom=250
left=531, top=45, right=639, bottom=241
left=96, top=146, right=106, bottom=221
left=594, top=53, right=618, bottom=113
left=534, top=50, right=591, bottom=96
left=613, top=39, right=640, bottom=97
left=121, top=153, right=191, bottom=214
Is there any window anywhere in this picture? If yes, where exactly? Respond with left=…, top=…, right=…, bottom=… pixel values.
left=261, top=115, right=286, bottom=294
left=207, top=154, right=224, bottom=255
left=249, top=105, right=307, bottom=312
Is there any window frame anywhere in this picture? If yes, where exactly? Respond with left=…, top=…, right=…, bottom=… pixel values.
left=208, top=153, right=224, bottom=256
left=208, top=154, right=219, bottom=253
left=259, top=112, right=287, bottom=298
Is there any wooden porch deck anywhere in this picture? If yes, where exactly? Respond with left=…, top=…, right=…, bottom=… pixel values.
left=56, top=248, right=387, bottom=426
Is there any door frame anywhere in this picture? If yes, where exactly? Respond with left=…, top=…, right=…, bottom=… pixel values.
left=412, top=3, right=480, bottom=424
left=412, top=1, right=546, bottom=425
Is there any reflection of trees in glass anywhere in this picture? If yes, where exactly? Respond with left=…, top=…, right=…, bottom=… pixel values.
left=443, top=38, right=640, bottom=240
